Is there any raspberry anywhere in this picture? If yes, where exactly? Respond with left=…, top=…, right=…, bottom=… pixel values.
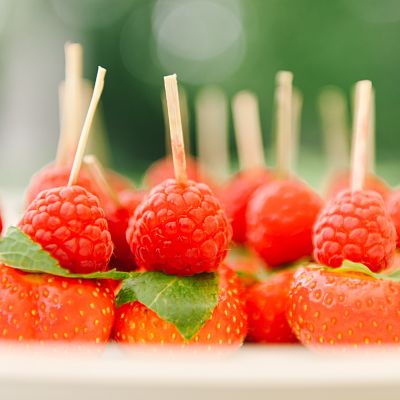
left=246, top=179, right=323, bottom=267
left=113, top=265, right=247, bottom=346
left=19, top=185, right=113, bottom=274
left=386, top=189, right=400, bottom=248
left=314, top=189, right=396, bottom=272
left=220, top=168, right=274, bottom=243
left=126, top=179, right=232, bottom=276
left=25, top=163, right=102, bottom=207
left=106, top=190, right=145, bottom=271
left=326, top=170, right=391, bottom=201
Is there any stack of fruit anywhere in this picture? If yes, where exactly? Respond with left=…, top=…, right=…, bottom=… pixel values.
left=2, top=42, right=400, bottom=349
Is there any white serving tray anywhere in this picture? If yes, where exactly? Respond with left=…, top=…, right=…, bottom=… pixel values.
left=1, top=344, right=400, bottom=400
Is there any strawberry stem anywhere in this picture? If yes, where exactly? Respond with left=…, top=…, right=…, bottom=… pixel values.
left=68, top=66, right=106, bottom=186
left=56, top=42, right=83, bottom=166
left=163, top=74, right=188, bottom=185
left=196, top=87, right=229, bottom=181
left=232, top=90, right=265, bottom=171
left=350, top=80, right=372, bottom=192
left=275, top=71, right=293, bottom=178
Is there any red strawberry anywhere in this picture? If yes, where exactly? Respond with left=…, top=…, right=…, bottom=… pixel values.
left=246, top=179, right=323, bottom=267
left=220, top=168, right=274, bottom=244
left=0, top=264, right=115, bottom=342
left=127, top=179, right=232, bottom=276
left=246, top=269, right=298, bottom=343
left=314, top=189, right=396, bottom=272
left=19, top=185, right=113, bottom=274
left=113, top=265, right=247, bottom=346
left=287, top=266, right=400, bottom=347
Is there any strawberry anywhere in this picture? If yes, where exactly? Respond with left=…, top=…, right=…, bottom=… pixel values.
left=314, top=189, right=396, bottom=272
left=19, top=185, right=113, bottom=274
left=127, top=179, right=232, bottom=276
left=287, top=266, right=400, bottom=347
left=246, top=269, right=298, bottom=343
left=113, top=265, right=247, bottom=346
left=0, top=264, right=114, bottom=342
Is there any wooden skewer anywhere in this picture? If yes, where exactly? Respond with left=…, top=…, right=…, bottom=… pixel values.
left=318, top=86, right=350, bottom=172
left=162, top=86, right=190, bottom=157
left=350, top=80, right=372, bottom=192
left=367, top=87, right=375, bottom=174
left=56, top=42, right=83, bottom=166
left=275, top=71, right=293, bottom=178
left=68, top=67, right=107, bottom=186
left=164, top=74, right=187, bottom=185
left=232, top=90, right=265, bottom=171
left=291, top=87, right=303, bottom=171
left=196, top=87, right=229, bottom=181
left=83, top=155, right=121, bottom=207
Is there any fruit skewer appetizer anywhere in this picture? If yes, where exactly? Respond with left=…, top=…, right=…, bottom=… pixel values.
left=320, top=86, right=390, bottom=200
left=220, top=90, right=274, bottom=244
left=115, top=74, right=247, bottom=347
left=246, top=71, right=323, bottom=267
left=20, top=67, right=114, bottom=275
left=288, top=80, right=399, bottom=347
left=0, top=66, right=116, bottom=343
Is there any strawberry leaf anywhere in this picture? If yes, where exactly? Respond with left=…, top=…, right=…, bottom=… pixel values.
left=116, top=271, right=219, bottom=340
left=0, top=227, right=129, bottom=280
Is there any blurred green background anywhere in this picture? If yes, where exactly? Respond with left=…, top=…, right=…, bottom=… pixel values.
left=0, top=0, right=400, bottom=188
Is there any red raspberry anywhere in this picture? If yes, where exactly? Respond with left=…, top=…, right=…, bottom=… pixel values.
left=19, top=185, right=113, bottom=274
left=386, top=189, right=400, bottom=248
left=220, top=168, right=274, bottom=243
left=246, top=179, right=323, bottom=267
left=0, top=264, right=115, bottom=342
left=25, top=163, right=102, bottom=207
left=246, top=269, right=298, bottom=343
left=126, top=179, right=232, bottom=276
left=113, top=265, right=247, bottom=347
left=314, top=189, right=396, bottom=272
left=326, top=170, right=391, bottom=201
left=106, top=190, right=146, bottom=271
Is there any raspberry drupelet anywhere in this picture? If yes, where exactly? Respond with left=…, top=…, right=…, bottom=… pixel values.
left=113, top=265, right=247, bottom=346
left=127, top=179, right=231, bottom=275
left=19, top=185, right=113, bottom=274
left=246, top=178, right=323, bottom=266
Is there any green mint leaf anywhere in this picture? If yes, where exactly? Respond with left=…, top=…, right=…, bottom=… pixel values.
left=0, top=227, right=129, bottom=280
left=116, top=271, right=219, bottom=340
